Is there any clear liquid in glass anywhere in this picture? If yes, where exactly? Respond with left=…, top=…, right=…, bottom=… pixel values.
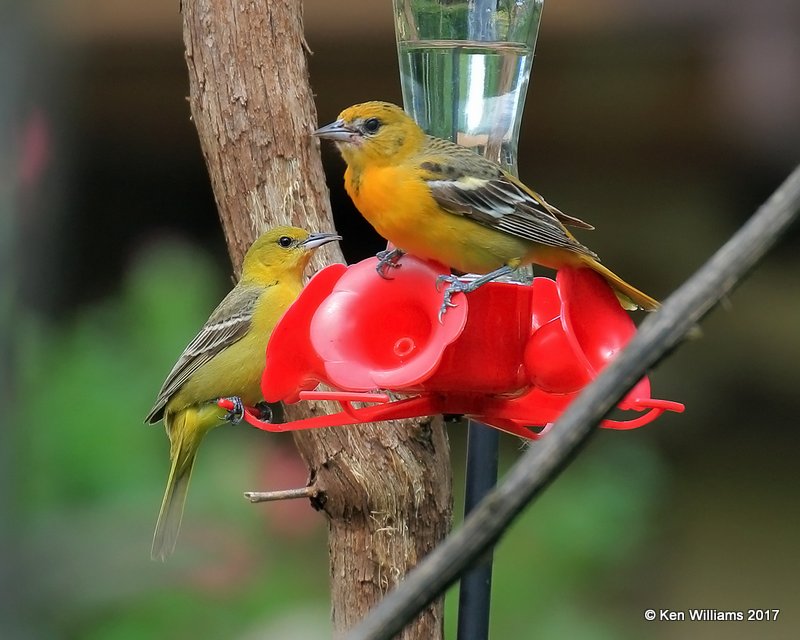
left=398, top=39, right=534, bottom=173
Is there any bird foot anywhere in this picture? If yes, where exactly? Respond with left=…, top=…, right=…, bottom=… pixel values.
left=252, top=401, right=273, bottom=423
left=435, top=265, right=516, bottom=321
left=435, top=275, right=477, bottom=323
left=375, top=248, right=405, bottom=279
left=222, top=396, right=245, bottom=424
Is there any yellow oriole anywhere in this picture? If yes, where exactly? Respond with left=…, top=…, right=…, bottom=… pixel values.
left=145, top=226, right=340, bottom=560
left=314, top=101, right=658, bottom=313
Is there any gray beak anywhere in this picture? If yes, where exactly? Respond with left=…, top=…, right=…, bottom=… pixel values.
left=300, top=232, right=342, bottom=250
left=313, top=120, right=356, bottom=142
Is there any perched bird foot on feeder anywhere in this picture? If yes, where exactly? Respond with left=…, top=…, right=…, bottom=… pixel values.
left=222, top=396, right=245, bottom=424
left=375, top=248, right=405, bottom=279
left=436, top=265, right=515, bottom=321
left=436, top=276, right=464, bottom=322
left=252, top=401, right=273, bottom=422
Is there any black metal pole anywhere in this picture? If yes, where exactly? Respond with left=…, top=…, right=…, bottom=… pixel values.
left=456, top=420, right=499, bottom=640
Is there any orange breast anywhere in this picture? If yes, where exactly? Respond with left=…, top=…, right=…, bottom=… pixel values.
left=344, top=164, right=532, bottom=274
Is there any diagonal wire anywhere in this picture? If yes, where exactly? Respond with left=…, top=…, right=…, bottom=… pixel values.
left=347, top=164, right=800, bottom=640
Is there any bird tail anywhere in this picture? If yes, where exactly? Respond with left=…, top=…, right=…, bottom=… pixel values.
left=581, top=256, right=660, bottom=312
left=151, top=417, right=199, bottom=562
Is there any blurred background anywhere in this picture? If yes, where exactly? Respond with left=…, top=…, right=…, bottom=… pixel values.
left=2, top=0, right=799, bottom=638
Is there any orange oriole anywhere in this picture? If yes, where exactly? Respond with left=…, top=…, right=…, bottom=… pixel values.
left=314, top=101, right=658, bottom=313
left=145, top=226, right=340, bottom=560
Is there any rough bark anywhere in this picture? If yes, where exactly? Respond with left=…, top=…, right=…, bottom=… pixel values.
left=180, top=1, right=452, bottom=637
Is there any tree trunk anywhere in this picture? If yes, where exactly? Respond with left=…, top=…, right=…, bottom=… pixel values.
left=181, top=1, right=452, bottom=637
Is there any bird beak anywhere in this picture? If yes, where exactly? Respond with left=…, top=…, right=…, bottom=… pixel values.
left=300, top=232, right=342, bottom=250
left=313, top=119, right=356, bottom=142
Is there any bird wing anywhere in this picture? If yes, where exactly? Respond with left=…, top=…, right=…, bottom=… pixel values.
left=145, top=284, right=263, bottom=424
left=420, top=137, right=596, bottom=257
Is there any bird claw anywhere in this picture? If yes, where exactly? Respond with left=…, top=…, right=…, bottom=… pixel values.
left=375, top=249, right=404, bottom=280
left=223, top=396, right=245, bottom=424
left=252, top=401, right=273, bottom=423
left=436, top=266, right=516, bottom=320
left=436, top=275, right=472, bottom=323
left=435, top=274, right=458, bottom=292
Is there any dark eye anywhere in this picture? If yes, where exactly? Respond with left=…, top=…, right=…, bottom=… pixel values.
left=278, top=236, right=293, bottom=248
left=363, top=118, right=381, bottom=134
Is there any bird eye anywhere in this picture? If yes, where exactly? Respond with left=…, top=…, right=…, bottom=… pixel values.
left=363, top=118, right=381, bottom=134
left=278, top=236, right=293, bottom=248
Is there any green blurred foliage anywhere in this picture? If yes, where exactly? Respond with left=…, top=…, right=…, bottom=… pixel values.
left=13, top=241, right=331, bottom=639
left=18, top=240, right=220, bottom=512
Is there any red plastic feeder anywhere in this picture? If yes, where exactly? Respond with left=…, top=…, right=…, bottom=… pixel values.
left=227, top=255, right=683, bottom=440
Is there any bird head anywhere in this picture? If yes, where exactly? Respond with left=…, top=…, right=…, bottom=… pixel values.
left=242, top=226, right=341, bottom=280
left=313, top=101, right=425, bottom=168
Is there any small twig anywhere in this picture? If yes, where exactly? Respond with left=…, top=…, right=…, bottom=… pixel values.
left=244, top=486, right=319, bottom=503
left=301, top=34, right=313, bottom=56
left=347, top=165, right=800, bottom=640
